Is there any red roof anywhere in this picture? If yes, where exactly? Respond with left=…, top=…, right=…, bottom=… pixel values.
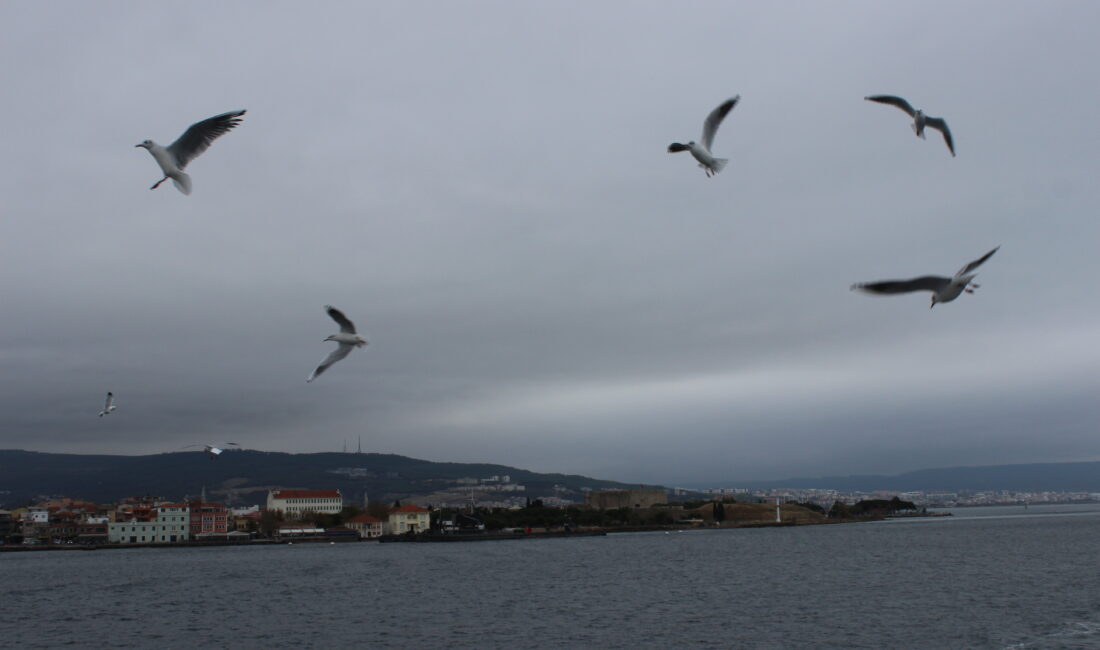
left=392, top=504, right=428, bottom=513
left=348, top=514, right=382, bottom=524
left=272, top=489, right=342, bottom=499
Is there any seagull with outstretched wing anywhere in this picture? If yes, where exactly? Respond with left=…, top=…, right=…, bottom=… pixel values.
left=668, top=96, right=740, bottom=177
left=98, top=392, right=117, bottom=417
left=307, top=305, right=368, bottom=382
left=852, top=246, right=999, bottom=308
left=864, top=95, right=954, bottom=157
left=136, top=110, right=246, bottom=194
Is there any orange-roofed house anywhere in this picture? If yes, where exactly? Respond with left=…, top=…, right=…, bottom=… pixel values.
left=386, top=504, right=430, bottom=535
left=266, top=489, right=343, bottom=517
left=346, top=513, right=384, bottom=539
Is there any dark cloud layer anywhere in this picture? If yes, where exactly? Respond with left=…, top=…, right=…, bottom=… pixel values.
left=2, top=2, right=1098, bottom=485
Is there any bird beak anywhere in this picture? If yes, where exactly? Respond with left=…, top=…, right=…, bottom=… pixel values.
left=134, top=143, right=143, bottom=148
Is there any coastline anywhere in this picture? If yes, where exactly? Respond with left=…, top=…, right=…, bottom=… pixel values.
left=2, top=513, right=942, bottom=551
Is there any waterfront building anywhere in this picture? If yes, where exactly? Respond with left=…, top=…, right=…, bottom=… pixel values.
left=108, top=503, right=190, bottom=544
left=266, top=489, right=343, bottom=517
left=77, top=521, right=108, bottom=545
left=346, top=513, right=384, bottom=539
left=386, top=504, right=430, bottom=534
left=189, top=501, right=229, bottom=537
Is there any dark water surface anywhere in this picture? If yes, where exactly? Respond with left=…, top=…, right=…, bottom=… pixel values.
left=4, top=504, right=1099, bottom=649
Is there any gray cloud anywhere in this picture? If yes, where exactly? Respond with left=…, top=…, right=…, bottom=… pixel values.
left=2, top=1, right=1098, bottom=485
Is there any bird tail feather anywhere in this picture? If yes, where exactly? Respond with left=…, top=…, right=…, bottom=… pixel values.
left=172, top=172, right=192, bottom=196
left=711, top=158, right=728, bottom=175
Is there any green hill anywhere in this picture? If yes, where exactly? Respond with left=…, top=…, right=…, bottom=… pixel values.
left=0, top=449, right=646, bottom=507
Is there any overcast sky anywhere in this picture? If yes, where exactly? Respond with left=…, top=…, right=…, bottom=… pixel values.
left=2, top=1, right=1098, bottom=486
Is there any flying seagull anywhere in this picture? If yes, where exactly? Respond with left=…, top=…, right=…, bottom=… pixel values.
left=182, top=442, right=240, bottom=460
left=98, top=392, right=117, bottom=417
left=307, top=305, right=368, bottom=382
left=135, top=110, right=246, bottom=195
left=668, top=96, right=739, bottom=177
left=851, top=246, right=999, bottom=308
left=864, top=95, right=954, bottom=157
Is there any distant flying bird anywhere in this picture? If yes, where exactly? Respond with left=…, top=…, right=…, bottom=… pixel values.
left=182, top=442, right=240, bottom=460
left=307, top=305, right=368, bottom=382
left=135, top=110, right=246, bottom=195
left=851, top=246, right=999, bottom=308
left=864, top=95, right=954, bottom=156
left=98, top=392, right=117, bottom=417
left=668, top=96, right=739, bottom=177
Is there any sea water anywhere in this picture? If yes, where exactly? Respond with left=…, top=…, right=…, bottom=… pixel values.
left=4, top=503, right=1099, bottom=649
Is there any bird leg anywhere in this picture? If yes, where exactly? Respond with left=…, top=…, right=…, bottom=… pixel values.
left=150, top=176, right=168, bottom=190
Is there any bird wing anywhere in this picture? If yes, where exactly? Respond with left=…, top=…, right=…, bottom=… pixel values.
left=924, top=116, right=955, bottom=156
left=864, top=95, right=916, bottom=117
left=956, top=246, right=999, bottom=277
left=103, top=392, right=114, bottom=410
left=667, top=142, right=690, bottom=153
left=325, top=305, right=357, bottom=334
left=851, top=276, right=951, bottom=294
left=700, top=96, right=739, bottom=151
left=167, top=110, right=246, bottom=170
left=308, top=344, right=355, bottom=382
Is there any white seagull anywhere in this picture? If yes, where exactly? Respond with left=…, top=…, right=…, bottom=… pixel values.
left=668, top=96, right=739, bottom=177
left=98, top=392, right=117, bottom=417
left=307, top=305, right=368, bottom=382
left=135, top=110, right=246, bottom=195
left=851, top=246, right=999, bottom=308
left=864, top=95, right=954, bottom=157
left=182, top=442, right=240, bottom=460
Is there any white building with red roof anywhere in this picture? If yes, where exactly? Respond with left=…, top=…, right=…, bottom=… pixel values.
left=346, top=513, right=384, bottom=539
left=386, top=504, right=430, bottom=535
left=266, top=489, right=343, bottom=517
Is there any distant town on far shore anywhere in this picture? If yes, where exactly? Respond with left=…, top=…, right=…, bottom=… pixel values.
left=2, top=449, right=1099, bottom=548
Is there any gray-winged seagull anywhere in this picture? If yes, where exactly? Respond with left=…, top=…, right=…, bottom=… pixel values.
left=98, top=392, right=117, bottom=417
left=136, top=110, right=246, bottom=195
left=864, top=95, right=954, bottom=156
left=307, top=305, right=368, bottom=382
left=852, top=246, right=999, bottom=308
left=668, top=96, right=739, bottom=177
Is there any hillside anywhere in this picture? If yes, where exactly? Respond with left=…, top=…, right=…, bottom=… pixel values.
left=740, top=461, right=1100, bottom=493
left=0, top=449, right=646, bottom=507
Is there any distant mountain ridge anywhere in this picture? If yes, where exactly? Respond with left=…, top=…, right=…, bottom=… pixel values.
left=0, top=449, right=644, bottom=508
left=734, top=462, right=1100, bottom=493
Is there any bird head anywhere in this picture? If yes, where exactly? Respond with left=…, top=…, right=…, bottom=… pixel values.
left=135, top=140, right=152, bottom=149
left=324, top=335, right=337, bottom=342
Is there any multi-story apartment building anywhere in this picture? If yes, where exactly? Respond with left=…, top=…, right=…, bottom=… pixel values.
left=189, top=501, right=229, bottom=537
left=108, top=503, right=190, bottom=544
